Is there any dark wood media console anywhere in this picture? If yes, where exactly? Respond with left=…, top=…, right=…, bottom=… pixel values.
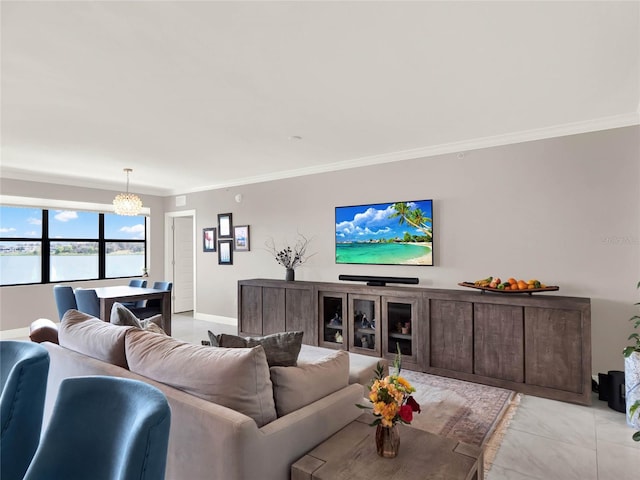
left=238, top=279, right=591, bottom=405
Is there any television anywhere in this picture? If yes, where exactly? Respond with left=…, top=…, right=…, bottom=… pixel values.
left=335, top=199, right=433, bottom=266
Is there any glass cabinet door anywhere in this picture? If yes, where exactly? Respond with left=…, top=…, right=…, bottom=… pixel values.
left=382, top=296, right=418, bottom=368
left=349, top=294, right=381, bottom=356
left=319, top=291, right=347, bottom=349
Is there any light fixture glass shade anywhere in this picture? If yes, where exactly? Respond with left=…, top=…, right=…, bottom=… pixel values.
left=114, top=168, right=143, bottom=216
left=113, top=193, right=143, bottom=216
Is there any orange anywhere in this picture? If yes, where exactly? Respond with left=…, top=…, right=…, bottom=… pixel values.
left=508, top=277, right=517, bottom=285
left=517, top=280, right=528, bottom=290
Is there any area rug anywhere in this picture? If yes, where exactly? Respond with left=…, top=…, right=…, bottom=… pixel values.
left=399, top=370, right=521, bottom=471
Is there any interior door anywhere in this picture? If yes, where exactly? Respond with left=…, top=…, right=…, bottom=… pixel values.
left=173, top=216, right=194, bottom=313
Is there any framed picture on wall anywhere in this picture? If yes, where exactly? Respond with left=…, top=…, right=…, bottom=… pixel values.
left=218, top=239, right=233, bottom=265
left=203, top=227, right=216, bottom=252
left=234, top=225, right=250, bottom=252
left=218, top=213, right=233, bottom=238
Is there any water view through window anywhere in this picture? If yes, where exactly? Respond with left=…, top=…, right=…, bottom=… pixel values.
left=0, top=206, right=146, bottom=286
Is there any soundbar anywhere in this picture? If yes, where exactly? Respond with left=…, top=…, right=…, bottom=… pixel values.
left=338, top=274, right=419, bottom=287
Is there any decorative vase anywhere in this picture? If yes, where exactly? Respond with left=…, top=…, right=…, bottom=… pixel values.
left=375, top=424, right=400, bottom=458
left=625, top=351, right=640, bottom=428
left=285, top=268, right=295, bottom=281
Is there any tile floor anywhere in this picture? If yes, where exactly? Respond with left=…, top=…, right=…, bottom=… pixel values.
left=170, top=312, right=640, bottom=480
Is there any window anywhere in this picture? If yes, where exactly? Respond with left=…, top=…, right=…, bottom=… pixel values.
left=104, top=214, right=146, bottom=278
left=0, top=206, right=43, bottom=285
left=0, top=206, right=147, bottom=286
left=49, top=210, right=99, bottom=282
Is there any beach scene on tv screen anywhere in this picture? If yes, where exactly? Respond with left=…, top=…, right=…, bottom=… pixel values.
left=335, top=200, right=433, bottom=266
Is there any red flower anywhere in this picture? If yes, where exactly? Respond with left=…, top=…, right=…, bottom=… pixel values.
left=399, top=404, right=413, bottom=423
left=406, top=396, right=421, bottom=413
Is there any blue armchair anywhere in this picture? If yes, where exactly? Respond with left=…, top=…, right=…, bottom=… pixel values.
left=23, top=376, right=171, bottom=480
left=0, top=341, right=50, bottom=480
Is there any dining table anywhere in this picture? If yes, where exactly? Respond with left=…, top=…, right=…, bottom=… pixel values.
left=93, top=285, right=172, bottom=335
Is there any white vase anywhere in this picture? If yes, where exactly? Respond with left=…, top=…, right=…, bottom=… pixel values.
left=625, top=351, right=640, bottom=428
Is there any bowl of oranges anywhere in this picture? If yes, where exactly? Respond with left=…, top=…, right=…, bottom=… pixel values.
left=459, top=277, right=559, bottom=294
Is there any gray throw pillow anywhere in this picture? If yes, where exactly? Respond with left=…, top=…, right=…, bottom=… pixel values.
left=208, top=331, right=304, bottom=367
left=111, top=302, right=165, bottom=334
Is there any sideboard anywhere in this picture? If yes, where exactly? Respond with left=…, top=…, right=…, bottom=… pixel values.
left=238, top=279, right=592, bottom=405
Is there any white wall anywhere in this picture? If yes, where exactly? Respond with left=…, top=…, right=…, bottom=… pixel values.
left=164, top=126, right=639, bottom=374
left=1, top=126, right=638, bottom=374
left=0, top=179, right=166, bottom=330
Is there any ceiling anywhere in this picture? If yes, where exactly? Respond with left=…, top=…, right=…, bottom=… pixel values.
left=1, top=1, right=639, bottom=197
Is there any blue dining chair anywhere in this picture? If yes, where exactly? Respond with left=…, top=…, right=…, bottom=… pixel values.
left=152, top=281, right=172, bottom=292
left=121, top=279, right=148, bottom=308
left=53, top=285, right=77, bottom=320
left=132, top=281, right=172, bottom=319
left=0, top=341, right=50, bottom=480
left=74, top=288, right=101, bottom=318
left=23, top=376, right=171, bottom=480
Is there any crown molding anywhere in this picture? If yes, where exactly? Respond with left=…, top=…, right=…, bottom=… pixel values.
left=169, top=112, right=640, bottom=196
left=2, top=113, right=638, bottom=198
left=0, top=168, right=170, bottom=196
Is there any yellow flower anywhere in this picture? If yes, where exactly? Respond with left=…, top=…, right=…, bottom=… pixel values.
left=372, top=401, right=387, bottom=416
left=396, top=376, right=412, bottom=390
left=381, top=402, right=398, bottom=420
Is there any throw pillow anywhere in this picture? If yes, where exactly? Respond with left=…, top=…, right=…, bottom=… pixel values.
left=207, top=331, right=304, bottom=367
left=110, top=302, right=165, bottom=334
left=59, top=309, right=134, bottom=368
left=269, top=350, right=349, bottom=417
left=125, top=330, right=277, bottom=427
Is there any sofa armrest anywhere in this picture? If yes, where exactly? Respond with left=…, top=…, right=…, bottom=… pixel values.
left=252, top=383, right=364, bottom=480
left=30, top=318, right=59, bottom=344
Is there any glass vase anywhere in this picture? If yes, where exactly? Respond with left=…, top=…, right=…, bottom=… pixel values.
left=375, top=424, right=400, bottom=458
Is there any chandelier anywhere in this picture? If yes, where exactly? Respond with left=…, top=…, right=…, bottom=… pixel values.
left=113, top=168, right=143, bottom=216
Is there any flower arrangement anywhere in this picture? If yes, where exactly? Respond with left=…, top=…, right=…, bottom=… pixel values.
left=265, top=233, right=314, bottom=270
left=631, top=400, right=640, bottom=442
left=624, top=281, right=640, bottom=442
left=358, top=345, right=421, bottom=427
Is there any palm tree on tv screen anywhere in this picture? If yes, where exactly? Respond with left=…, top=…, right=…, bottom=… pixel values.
left=389, top=203, right=433, bottom=241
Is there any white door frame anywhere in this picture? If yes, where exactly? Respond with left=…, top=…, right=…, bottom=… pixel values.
left=164, top=210, right=197, bottom=314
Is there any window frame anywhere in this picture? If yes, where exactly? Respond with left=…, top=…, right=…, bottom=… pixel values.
left=0, top=207, right=147, bottom=287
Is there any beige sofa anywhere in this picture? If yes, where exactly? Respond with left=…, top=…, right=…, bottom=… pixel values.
left=40, top=311, right=370, bottom=480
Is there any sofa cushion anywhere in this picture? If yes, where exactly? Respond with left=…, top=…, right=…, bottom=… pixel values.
left=298, top=344, right=388, bottom=387
left=208, top=331, right=303, bottom=367
left=269, top=350, right=349, bottom=417
left=58, top=309, right=133, bottom=369
left=125, top=330, right=277, bottom=427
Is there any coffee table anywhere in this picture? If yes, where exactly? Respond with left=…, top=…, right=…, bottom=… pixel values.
left=291, top=414, right=483, bottom=480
